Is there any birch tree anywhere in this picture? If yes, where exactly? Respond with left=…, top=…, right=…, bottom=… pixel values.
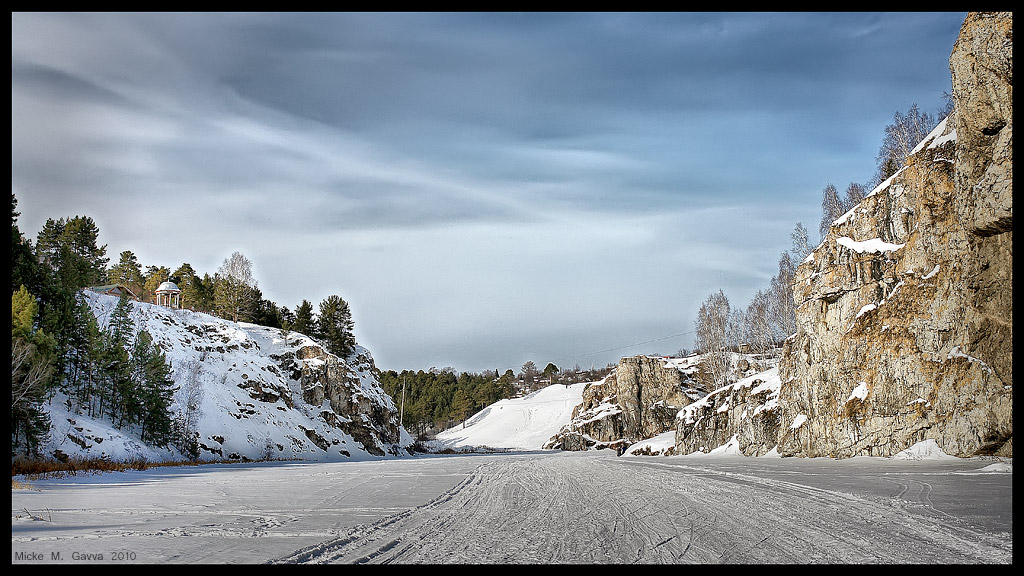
left=694, top=290, right=731, bottom=388
left=214, top=251, right=257, bottom=322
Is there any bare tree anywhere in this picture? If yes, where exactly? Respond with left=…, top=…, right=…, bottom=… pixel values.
left=214, top=251, right=257, bottom=322
left=872, top=103, right=937, bottom=187
left=789, top=222, right=813, bottom=262
left=768, top=252, right=797, bottom=342
left=11, top=339, right=53, bottom=415
left=694, top=290, right=731, bottom=388
left=819, top=184, right=844, bottom=240
left=844, top=182, right=867, bottom=212
left=745, top=289, right=776, bottom=358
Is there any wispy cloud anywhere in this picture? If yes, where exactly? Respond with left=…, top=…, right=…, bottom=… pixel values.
left=11, top=12, right=966, bottom=371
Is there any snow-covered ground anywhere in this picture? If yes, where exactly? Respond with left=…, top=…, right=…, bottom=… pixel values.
left=13, top=373, right=1012, bottom=564
left=12, top=449, right=1012, bottom=564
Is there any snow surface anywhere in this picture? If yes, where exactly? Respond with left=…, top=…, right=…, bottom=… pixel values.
left=431, top=382, right=586, bottom=451
left=836, top=236, right=905, bottom=254
left=12, top=439, right=1012, bottom=564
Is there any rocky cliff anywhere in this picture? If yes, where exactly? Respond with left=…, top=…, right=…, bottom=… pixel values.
left=672, top=12, right=1011, bottom=459
left=776, top=11, right=1012, bottom=458
left=545, top=355, right=708, bottom=451
left=43, top=291, right=412, bottom=462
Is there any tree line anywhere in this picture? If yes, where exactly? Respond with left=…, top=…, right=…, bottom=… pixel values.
left=693, top=97, right=954, bottom=390
left=103, top=249, right=357, bottom=359
left=10, top=194, right=358, bottom=457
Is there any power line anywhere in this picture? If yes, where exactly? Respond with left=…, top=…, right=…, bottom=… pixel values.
left=554, top=329, right=695, bottom=365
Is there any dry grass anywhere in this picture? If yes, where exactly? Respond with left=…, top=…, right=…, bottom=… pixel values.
left=11, top=456, right=270, bottom=485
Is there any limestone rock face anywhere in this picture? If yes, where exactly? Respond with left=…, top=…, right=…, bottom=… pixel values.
left=285, top=345, right=402, bottom=456
left=546, top=355, right=706, bottom=451
left=775, top=12, right=1012, bottom=458
left=675, top=369, right=782, bottom=457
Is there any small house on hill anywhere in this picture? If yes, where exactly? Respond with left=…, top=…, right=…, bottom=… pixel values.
left=87, top=284, right=139, bottom=301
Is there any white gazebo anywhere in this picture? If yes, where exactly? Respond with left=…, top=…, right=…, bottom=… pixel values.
left=154, top=281, right=182, bottom=309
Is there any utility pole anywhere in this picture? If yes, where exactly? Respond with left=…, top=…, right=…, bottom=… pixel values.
left=399, top=375, right=406, bottom=428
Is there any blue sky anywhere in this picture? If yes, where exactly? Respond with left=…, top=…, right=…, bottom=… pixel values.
left=11, top=12, right=965, bottom=373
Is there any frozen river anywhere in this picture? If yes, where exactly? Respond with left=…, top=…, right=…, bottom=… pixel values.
left=12, top=450, right=1012, bottom=564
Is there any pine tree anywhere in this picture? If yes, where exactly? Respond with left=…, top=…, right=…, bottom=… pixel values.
left=35, top=216, right=108, bottom=289
left=100, top=295, right=136, bottom=426
left=108, top=251, right=144, bottom=297
left=317, top=295, right=356, bottom=358
left=292, top=300, right=316, bottom=338
left=171, top=263, right=201, bottom=311
left=132, top=330, right=176, bottom=446
left=11, top=194, right=44, bottom=297
left=11, top=286, right=55, bottom=454
left=143, top=265, right=171, bottom=304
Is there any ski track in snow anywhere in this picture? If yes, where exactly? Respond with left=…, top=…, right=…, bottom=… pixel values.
left=268, top=452, right=1012, bottom=564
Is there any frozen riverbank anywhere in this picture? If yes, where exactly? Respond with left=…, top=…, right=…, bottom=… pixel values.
left=13, top=450, right=1012, bottom=564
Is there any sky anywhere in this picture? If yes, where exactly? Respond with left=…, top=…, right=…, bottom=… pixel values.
left=11, top=12, right=966, bottom=374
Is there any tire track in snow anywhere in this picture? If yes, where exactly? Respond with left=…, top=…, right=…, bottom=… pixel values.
left=268, top=453, right=1011, bottom=564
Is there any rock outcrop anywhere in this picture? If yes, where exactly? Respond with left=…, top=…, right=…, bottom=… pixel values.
left=675, top=368, right=782, bottom=457
left=775, top=11, right=1012, bottom=458
left=545, top=355, right=707, bottom=451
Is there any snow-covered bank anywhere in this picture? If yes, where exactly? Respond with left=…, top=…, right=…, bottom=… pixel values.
left=35, top=292, right=412, bottom=464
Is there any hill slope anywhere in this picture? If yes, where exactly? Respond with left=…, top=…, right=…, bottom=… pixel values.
left=432, top=382, right=587, bottom=451
left=39, top=292, right=414, bottom=463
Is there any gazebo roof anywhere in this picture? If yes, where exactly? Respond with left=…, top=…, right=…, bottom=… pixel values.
left=155, top=281, right=181, bottom=293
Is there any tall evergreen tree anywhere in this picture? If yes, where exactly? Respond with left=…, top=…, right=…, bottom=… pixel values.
left=317, top=295, right=356, bottom=358
left=292, top=300, right=316, bottom=337
left=108, top=251, right=145, bottom=297
left=35, top=215, right=108, bottom=289
left=11, top=194, right=44, bottom=297
left=171, top=263, right=202, bottom=311
left=143, top=265, right=171, bottom=303
left=100, top=295, right=136, bottom=426
left=132, top=330, right=176, bottom=446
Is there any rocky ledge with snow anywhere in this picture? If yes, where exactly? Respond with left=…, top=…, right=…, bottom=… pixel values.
left=42, top=291, right=412, bottom=463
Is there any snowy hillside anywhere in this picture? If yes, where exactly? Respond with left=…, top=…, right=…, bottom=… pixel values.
left=432, top=382, right=587, bottom=451
left=39, top=291, right=414, bottom=463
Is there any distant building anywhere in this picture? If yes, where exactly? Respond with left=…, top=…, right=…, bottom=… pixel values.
left=86, top=284, right=139, bottom=301
left=154, top=281, right=182, bottom=309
